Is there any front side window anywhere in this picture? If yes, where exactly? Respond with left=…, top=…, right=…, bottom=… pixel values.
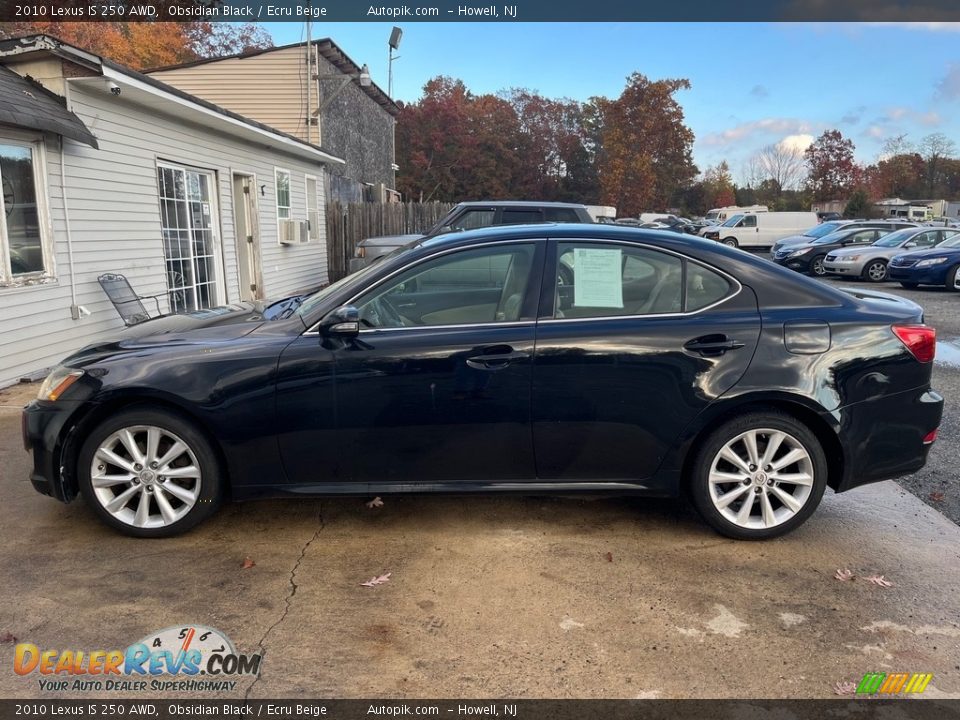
left=275, top=169, right=291, bottom=220
left=555, top=242, right=731, bottom=318
left=356, top=244, right=536, bottom=329
left=741, top=215, right=757, bottom=228
left=1, top=141, right=50, bottom=281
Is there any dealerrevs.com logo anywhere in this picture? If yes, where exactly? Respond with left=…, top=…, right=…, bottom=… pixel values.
left=14, top=625, right=261, bottom=693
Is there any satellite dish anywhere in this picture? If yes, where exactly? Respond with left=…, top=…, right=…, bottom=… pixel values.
left=389, top=27, right=403, bottom=50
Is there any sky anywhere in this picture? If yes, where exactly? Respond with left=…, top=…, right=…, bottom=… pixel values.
left=269, top=22, right=960, bottom=182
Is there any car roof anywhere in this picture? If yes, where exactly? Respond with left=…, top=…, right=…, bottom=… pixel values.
left=455, top=200, right=588, bottom=209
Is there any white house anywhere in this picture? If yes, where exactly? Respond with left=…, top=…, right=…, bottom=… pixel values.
left=0, top=35, right=345, bottom=389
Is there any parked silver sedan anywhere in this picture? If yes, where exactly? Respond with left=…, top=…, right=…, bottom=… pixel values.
left=823, top=227, right=959, bottom=282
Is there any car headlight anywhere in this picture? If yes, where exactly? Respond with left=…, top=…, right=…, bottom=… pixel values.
left=841, top=255, right=860, bottom=262
left=916, top=257, right=948, bottom=268
left=37, top=367, right=83, bottom=402
left=787, top=249, right=808, bottom=258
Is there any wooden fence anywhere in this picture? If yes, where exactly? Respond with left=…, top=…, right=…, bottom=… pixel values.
left=325, top=201, right=455, bottom=281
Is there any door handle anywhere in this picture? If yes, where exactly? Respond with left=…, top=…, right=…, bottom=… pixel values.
left=684, top=335, right=745, bottom=356
left=466, top=351, right=530, bottom=371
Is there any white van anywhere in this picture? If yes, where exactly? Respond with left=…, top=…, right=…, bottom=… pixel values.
left=701, top=211, right=819, bottom=249
left=703, top=204, right=768, bottom=224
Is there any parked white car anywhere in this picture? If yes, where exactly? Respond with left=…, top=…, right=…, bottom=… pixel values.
left=700, top=212, right=819, bottom=249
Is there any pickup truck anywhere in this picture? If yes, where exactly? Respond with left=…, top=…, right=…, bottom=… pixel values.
left=348, top=201, right=594, bottom=273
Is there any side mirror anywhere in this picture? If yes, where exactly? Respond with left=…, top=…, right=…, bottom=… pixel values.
left=321, top=305, right=360, bottom=336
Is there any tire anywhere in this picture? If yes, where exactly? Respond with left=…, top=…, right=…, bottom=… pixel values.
left=77, top=407, right=223, bottom=537
left=900, top=282, right=919, bottom=289
left=689, top=411, right=828, bottom=540
left=862, top=259, right=888, bottom=283
left=722, top=237, right=739, bottom=248
left=808, top=255, right=827, bottom=277
left=947, top=264, right=960, bottom=292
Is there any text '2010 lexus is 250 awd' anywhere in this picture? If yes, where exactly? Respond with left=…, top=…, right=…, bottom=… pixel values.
left=22, top=225, right=943, bottom=539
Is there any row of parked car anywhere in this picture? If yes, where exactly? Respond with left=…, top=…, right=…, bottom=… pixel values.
left=770, top=219, right=960, bottom=289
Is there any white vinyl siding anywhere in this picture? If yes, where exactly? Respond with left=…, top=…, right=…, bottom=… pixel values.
left=0, top=82, right=329, bottom=388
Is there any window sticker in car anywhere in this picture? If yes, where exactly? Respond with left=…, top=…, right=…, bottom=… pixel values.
left=573, top=247, right=623, bottom=308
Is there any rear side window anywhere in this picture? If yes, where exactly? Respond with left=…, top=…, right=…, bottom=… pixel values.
left=501, top=209, right=544, bottom=225
left=451, top=209, right=495, bottom=231
left=555, top=242, right=733, bottom=318
left=544, top=208, right=581, bottom=223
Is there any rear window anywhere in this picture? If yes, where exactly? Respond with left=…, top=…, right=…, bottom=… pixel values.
left=501, top=209, right=544, bottom=225
left=544, top=208, right=582, bottom=223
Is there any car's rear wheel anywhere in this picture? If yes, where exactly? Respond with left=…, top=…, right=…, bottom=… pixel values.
left=900, top=282, right=919, bottom=289
left=77, top=408, right=223, bottom=537
left=808, top=255, right=827, bottom=276
left=862, top=259, right=888, bottom=282
left=722, top=238, right=738, bottom=248
left=689, top=412, right=827, bottom=540
left=947, top=264, right=960, bottom=292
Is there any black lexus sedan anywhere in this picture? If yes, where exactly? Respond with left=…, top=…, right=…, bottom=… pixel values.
left=22, top=225, right=943, bottom=540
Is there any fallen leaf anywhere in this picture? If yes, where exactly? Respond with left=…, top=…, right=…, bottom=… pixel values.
left=366, top=496, right=384, bottom=509
left=834, top=681, right=857, bottom=695
left=0, top=633, right=17, bottom=644
left=929, top=491, right=945, bottom=503
left=834, top=568, right=854, bottom=581
left=604, top=552, right=613, bottom=563
left=866, top=574, right=893, bottom=588
left=241, top=557, right=256, bottom=570
left=361, top=572, right=392, bottom=587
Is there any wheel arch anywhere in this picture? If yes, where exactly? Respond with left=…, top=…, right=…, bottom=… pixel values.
left=678, top=395, right=845, bottom=494
left=60, top=392, right=232, bottom=500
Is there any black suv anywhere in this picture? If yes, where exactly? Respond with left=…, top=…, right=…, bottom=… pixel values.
left=349, top=201, right=593, bottom=272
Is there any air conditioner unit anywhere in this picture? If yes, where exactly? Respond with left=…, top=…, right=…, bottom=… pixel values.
left=278, top=219, right=311, bottom=245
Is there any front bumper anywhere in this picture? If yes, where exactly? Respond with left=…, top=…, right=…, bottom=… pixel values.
left=772, top=255, right=810, bottom=271
left=887, top=265, right=949, bottom=286
left=21, top=400, right=83, bottom=502
left=834, top=386, right=944, bottom=492
left=823, top=261, right=862, bottom=276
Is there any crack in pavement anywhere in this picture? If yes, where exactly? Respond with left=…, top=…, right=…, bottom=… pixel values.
left=244, top=503, right=325, bottom=700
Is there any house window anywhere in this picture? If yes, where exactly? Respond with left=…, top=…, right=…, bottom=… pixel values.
left=305, top=175, right=319, bottom=241
left=0, top=140, right=52, bottom=283
left=276, top=169, right=291, bottom=220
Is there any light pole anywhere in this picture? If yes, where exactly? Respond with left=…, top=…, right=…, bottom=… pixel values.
left=388, top=26, right=402, bottom=98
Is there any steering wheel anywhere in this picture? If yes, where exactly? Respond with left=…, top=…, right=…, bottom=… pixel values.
left=362, top=294, right=407, bottom=328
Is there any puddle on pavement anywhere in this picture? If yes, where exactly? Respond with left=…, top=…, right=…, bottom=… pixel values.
left=936, top=340, right=960, bottom=368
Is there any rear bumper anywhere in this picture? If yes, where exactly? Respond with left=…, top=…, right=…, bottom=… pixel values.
left=21, top=400, right=82, bottom=503
left=833, top=386, right=944, bottom=492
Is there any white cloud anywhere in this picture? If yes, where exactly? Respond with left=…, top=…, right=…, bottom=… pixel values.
left=870, top=22, right=960, bottom=32
left=701, top=118, right=815, bottom=147
left=936, top=63, right=960, bottom=101
left=779, top=134, right=814, bottom=152
left=863, top=126, right=885, bottom=139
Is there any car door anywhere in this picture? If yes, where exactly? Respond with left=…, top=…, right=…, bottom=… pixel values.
left=281, top=240, right=545, bottom=487
left=531, top=239, right=761, bottom=490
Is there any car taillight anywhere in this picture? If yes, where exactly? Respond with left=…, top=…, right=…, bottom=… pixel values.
left=356, top=246, right=366, bottom=259
left=923, top=428, right=938, bottom=445
left=892, top=324, right=936, bottom=363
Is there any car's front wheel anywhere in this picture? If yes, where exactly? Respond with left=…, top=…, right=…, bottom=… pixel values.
left=862, top=259, right=888, bottom=282
left=77, top=407, right=223, bottom=537
left=689, top=411, right=827, bottom=540
left=947, top=264, right=960, bottom=292
left=808, top=254, right=827, bottom=276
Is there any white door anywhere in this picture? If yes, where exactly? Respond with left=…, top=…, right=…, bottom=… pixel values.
left=158, top=164, right=223, bottom=312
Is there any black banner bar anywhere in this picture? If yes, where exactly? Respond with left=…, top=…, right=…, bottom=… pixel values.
left=1, top=0, right=960, bottom=23
left=1, top=700, right=959, bottom=720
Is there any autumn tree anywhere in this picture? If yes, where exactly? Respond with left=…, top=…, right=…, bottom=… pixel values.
left=805, top=130, right=857, bottom=201
left=701, top=162, right=736, bottom=209
left=0, top=19, right=272, bottom=70
left=598, top=73, right=696, bottom=216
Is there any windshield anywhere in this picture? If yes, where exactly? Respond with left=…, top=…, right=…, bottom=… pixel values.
left=295, top=247, right=411, bottom=318
left=805, top=222, right=844, bottom=239
left=721, top=214, right=744, bottom=227
left=873, top=229, right=916, bottom=247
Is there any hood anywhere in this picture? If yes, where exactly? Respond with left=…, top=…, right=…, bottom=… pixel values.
left=774, top=234, right=814, bottom=247
left=892, top=246, right=960, bottom=261
left=827, top=244, right=883, bottom=258
left=357, top=233, right=424, bottom=248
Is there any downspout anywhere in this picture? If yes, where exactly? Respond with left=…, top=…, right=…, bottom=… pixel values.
left=60, top=81, right=80, bottom=319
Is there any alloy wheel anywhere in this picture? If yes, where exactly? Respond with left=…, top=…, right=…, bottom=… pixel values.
left=90, top=425, right=202, bottom=529
left=810, top=256, right=825, bottom=276
left=707, top=428, right=814, bottom=530
left=866, top=261, right=887, bottom=282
